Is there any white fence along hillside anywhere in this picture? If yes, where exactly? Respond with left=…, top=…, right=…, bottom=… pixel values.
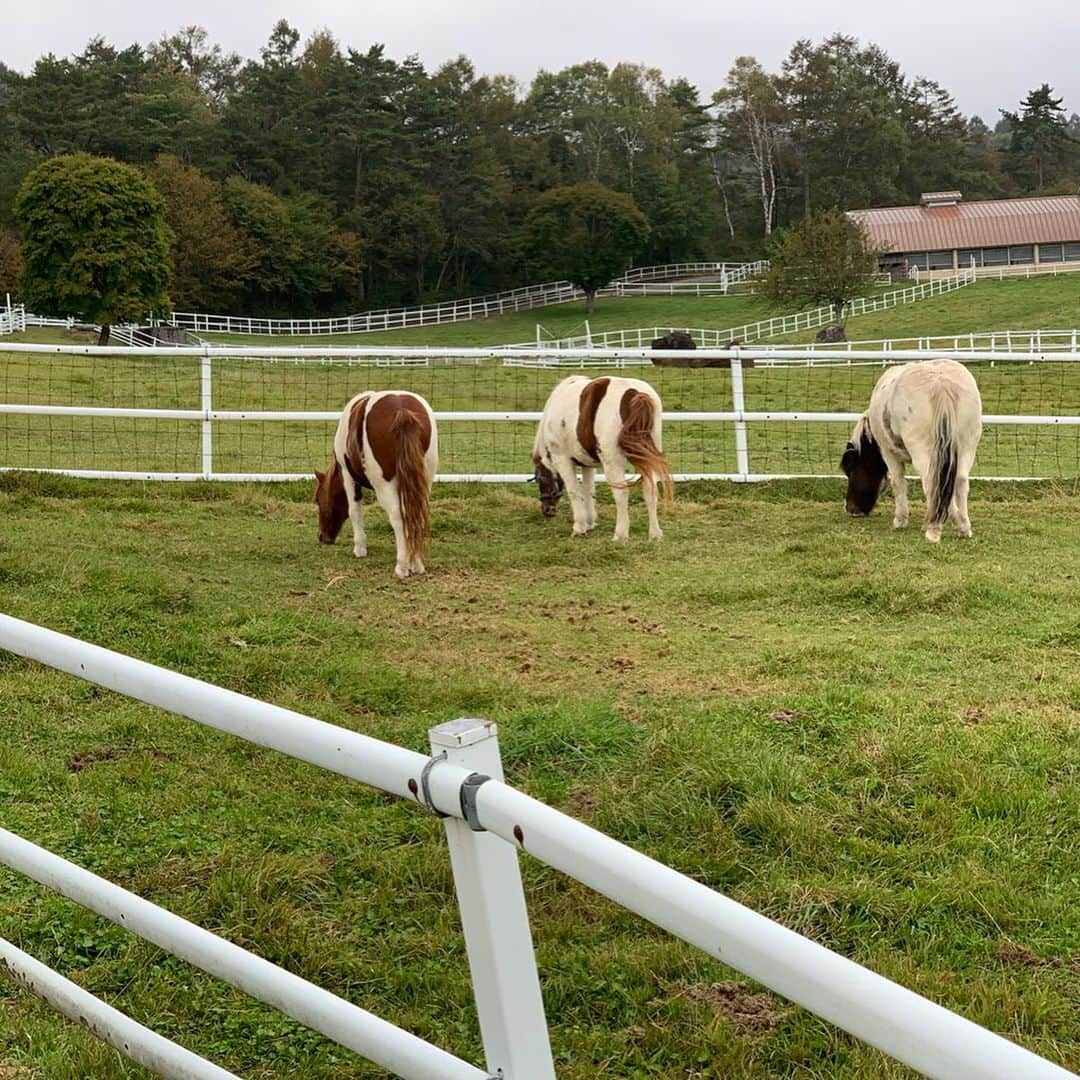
left=531, top=272, right=976, bottom=350
left=0, top=614, right=1072, bottom=1080
left=167, top=263, right=766, bottom=338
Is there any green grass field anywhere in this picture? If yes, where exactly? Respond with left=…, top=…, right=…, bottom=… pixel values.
left=0, top=475, right=1077, bottom=1079
left=0, top=274, right=1078, bottom=1077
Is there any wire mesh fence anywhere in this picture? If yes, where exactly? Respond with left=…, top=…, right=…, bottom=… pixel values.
left=0, top=344, right=1077, bottom=481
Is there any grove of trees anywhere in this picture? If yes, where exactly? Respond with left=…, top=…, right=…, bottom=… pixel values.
left=1, top=25, right=1078, bottom=317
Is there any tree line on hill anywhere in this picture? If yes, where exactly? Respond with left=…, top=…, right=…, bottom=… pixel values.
left=1, top=23, right=1078, bottom=317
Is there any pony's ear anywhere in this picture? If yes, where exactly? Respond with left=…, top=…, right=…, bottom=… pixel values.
left=840, top=445, right=859, bottom=476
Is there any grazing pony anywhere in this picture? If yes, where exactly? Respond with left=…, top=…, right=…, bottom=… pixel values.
left=841, top=359, right=982, bottom=542
left=315, top=391, right=438, bottom=579
left=531, top=375, right=674, bottom=541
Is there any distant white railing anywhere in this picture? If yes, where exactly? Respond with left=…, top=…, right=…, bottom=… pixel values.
left=0, top=614, right=1073, bottom=1080
left=528, top=272, right=977, bottom=350
left=0, top=297, right=26, bottom=335
left=791, top=328, right=1080, bottom=354
left=165, top=263, right=765, bottom=338
left=915, top=260, right=1080, bottom=282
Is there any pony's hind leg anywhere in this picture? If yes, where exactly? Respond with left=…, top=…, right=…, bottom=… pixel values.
left=950, top=468, right=973, bottom=538
left=376, top=479, right=412, bottom=579
left=603, top=460, right=631, bottom=541
left=642, top=477, right=662, bottom=542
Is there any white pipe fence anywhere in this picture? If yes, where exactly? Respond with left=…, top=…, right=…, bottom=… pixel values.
left=0, top=614, right=1074, bottom=1080
left=0, top=341, right=1077, bottom=482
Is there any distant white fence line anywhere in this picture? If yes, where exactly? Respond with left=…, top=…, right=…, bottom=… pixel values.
left=0, top=614, right=1072, bottom=1080
left=914, top=260, right=1080, bottom=282
left=165, top=263, right=765, bottom=338
left=526, top=272, right=976, bottom=350
left=795, top=328, right=1080, bottom=354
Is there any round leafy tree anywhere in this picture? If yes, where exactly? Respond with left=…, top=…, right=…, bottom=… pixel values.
left=520, top=181, right=649, bottom=314
left=761, top=209, right=881, bottom=323
left=15, top=153, right=173, bottom=343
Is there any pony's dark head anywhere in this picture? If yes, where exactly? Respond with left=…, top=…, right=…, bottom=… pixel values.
left=840, top=422, right=887, bottom=516
left=530, top=460, right=564, bottom=518
left=314, top=460, right=349, bottom=543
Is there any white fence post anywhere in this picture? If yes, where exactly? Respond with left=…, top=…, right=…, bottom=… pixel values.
left=429, top=719, right=555, bottom=1080
left=730, top=348, right=750, bottom=480
left=200, top=348, right=213, bottom=479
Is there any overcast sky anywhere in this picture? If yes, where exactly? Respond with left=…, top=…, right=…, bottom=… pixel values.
left=4, top=0, right=1080, bottom=122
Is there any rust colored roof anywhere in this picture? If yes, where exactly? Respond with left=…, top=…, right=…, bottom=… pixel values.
left=847, top=195, right=1080, bottom=253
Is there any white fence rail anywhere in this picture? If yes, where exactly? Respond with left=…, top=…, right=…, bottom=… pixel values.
left=0, top=342, right=1077, bottom=483
left=0, top=614, right=1073, bottom=1080
left=0, top=297, right=26, bottom=335
left=534, top=273, right=976, bottom=350
left=793, top=328, right=1080, bottom=354
left=165, top=263, right=765, bottom=338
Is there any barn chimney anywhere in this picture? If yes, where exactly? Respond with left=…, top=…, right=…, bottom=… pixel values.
left=920, top=191, right=963, bottom=208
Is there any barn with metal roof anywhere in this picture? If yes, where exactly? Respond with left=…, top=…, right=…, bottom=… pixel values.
left=847, top=191, right=1080, bottom=274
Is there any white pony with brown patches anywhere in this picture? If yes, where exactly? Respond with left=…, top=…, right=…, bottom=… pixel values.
left=841, top=359, right=982, bottom=542
left=315, top=391, right=438, bottom=579
left=531, top=375, right=674, bottom=541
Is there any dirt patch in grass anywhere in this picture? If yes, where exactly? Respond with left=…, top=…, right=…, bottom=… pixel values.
left=673, top=980, right=789, bottom=1034
left=66, top=746, right=122, bottom=771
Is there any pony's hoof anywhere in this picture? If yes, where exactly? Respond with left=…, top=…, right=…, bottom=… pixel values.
left=892, top=519, right=907, bottom=530
left=648, top=530, right=663, bottom=542
left=394, top=565, right=411, bottom=580
left=924, top=531, right=942, bottom=544
left=957, top=527, right=973, bottom=539
left=354, top=547, right=368, bottom=558
left=612, top=532, right=629, bottom=542
left=570, top=529, right=588, bottom=539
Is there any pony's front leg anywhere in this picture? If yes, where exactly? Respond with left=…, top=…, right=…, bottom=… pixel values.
left=603, top=462, right=631, bottom=541
left=581, top=467, right=598, bottom=531
left=552, top=456, right=590, bottom=537
left=346, top=486, right=368, bottom=557
left=889, top=468, right=909, bottom=530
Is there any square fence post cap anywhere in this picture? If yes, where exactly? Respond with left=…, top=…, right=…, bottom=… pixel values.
left=429, top=718, right=499, bottom=748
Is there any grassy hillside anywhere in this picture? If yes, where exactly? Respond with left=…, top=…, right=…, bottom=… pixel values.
left=0, top=475, right=1077, bottom=1078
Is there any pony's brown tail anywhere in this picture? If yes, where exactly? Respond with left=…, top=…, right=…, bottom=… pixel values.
left=617, top=393, right=675, bottom=502
left=391, top=409, right=432, bottom=566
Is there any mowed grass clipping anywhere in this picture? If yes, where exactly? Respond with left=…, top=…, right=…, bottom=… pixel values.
left=0, top=473, right=1077, bottom=1079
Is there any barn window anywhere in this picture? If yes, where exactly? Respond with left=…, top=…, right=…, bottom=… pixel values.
left=981, top=247, right=1008, bottom=266
left=927, top=250, right=954, bottom=269
left=958, top=249, right=982, bottom=268
left=1038, top=243, right=1063, bottom=263
left=904, top=252, right=929, bottom=269
left=1008, top=245, right=1034, bottom=265
left=1064, top=242, right=1080, bottom=261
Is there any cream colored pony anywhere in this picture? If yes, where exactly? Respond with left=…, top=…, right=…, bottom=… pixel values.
left=841, top=359, right=982, bottom=542
left=531, top=375, right=673, bottom=541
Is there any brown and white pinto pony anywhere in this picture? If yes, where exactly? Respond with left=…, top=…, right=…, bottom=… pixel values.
left=841, top=359, right=982, bottom=543
left=315, top=391, right=438, bottom=579
left=531, top=375, right=674, bottom=541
